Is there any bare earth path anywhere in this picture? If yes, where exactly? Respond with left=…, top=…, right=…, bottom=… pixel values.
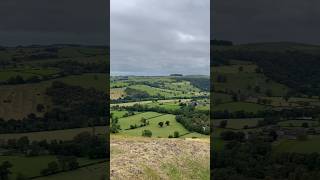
left=110, top=136, right=210, bottom=180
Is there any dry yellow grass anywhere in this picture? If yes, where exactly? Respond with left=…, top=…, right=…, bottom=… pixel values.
left=110, top=135, right=210, bottom=180
left=0, top=84, right=50, bottom=120
left=110, top=88, right=126, bottom=100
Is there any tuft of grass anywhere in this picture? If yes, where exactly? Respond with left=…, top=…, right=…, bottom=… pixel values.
left=161, top=156, right=210, bottom=180
left=143, top=166, right=162, bottom=180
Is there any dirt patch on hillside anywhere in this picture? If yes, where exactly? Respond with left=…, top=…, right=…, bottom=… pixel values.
left=110, top=136, right=210, bottom=180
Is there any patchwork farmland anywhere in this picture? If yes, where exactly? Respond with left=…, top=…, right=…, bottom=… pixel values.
left=0, top=45, right=108, bottom=179
left=110, top=75, right=210, bottom=178
left=212, top=41, right=320, bottom=179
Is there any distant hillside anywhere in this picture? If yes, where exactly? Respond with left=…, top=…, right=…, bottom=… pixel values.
left=212, top=42, right=320, bottom=95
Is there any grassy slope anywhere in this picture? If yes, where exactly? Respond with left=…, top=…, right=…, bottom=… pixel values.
left=214, top=118, right=263, bottom=129
left=0, top=73, right=105, bottom=120
left=37, top=163, right=107, bottom=180
left=274, top=135, right=320, bottom=153
left=110, top=136, right=210, bottom=180
left=213, top=64, right=289, bottom=96
left=214, top=102, right=269, bottom=113
left=0, top=126, right=107, bottom=141
left=120, top=114, right=190, bottom=138
left=1, top=155, right=102, bottom=179
left=117, top=112, right=162, bottom=130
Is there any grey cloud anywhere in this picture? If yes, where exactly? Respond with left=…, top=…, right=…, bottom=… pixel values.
left=0, top=0, right=108, bottom=46
left=111, top=0, right=210, bottom=76
left=213, top=0, right=320, bottom=44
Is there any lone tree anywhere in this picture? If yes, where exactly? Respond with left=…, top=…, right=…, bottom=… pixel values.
left=141, top=117, right=147, bottom=124
left=165, top=121, right=170, bottom=126
left=142, top=130, right=152, bottom=137
left=174, top=131, right=180, bottom=138
left=158, top=122, right=164, bottom=127
left=110, top=117, right=121, bottom=133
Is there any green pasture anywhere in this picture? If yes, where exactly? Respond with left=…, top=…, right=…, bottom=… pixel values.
left=37, top=162, right=107, bottom=180
left=119, top=114, right=190, bottom=138
left=117, top=112, right=163, bottom=130
left=213, top=71, right=289, bottom=97
left=213, top=64, right=258, bottom=74
left=0, top=155, right=101, bottom=179
left=0, top=126, right=107, bottom=142
left=277, top=120, right=319, bottom=127
left=213, top=102, right=269, bottom=113
left=213, top=92, right=232, bottom=104
left=111, top=110, right=129, bottom=119
left=214, top=118, right=262, bottom=129
left=56, top=73, right=106, bottom=92
left=274, top=135, right=320, bottom=153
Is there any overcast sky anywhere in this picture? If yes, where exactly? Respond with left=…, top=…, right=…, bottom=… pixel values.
left=0, top=0, right=108, bottom=46
left=213, top=0, right=320, bottom=45
left=111, top=0, right=210, bottom=76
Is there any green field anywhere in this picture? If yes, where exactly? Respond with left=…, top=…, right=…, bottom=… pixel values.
left=0, top=73, right=106, bottom=120
left=129, top=84, right=198, bottom=98
left=111, top=99, right=191, bottom=107
left=214, top=102, right=269, bottom=113
left=274, top=135, right=320, bottom=153
left=111, top=110, right=129, bottom=119
left=277, top=120, right=319, bottom=127
left=0, top=126, right=107, bottom=141
left=0, top=68, right=60, bottom=82
left=0, top=155, right=102, bottom=179
left=119, top=114, right=190, bottom=138
left=213, top=64, right=290, bottom=97
left=117, top=112, right=163, bottom=130
left=213, top=92, right=232, bottom=104
left=214, top=118, right=262, bottom=129
left=56, top=73, right=106, bottom=92
left=37, top=162, right=107, bottom=180
left=180, top=132, right=209, bottom=138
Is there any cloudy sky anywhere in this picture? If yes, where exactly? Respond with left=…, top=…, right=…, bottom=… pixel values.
left=111, top=0, right=210, bottom=76
left=213, top=0, right=320, bottom=44
left=0, top=0, right=108, bottom=46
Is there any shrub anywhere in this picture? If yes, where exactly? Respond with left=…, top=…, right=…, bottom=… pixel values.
left=158, top=122, right=164, bottom=127
left=174, top=131, right=180, bottom=138
left=142, top=130, right=152, bottom=137
left=165, top=121, right=170, bottom=126
left=168, top=135, right=173, bottom=138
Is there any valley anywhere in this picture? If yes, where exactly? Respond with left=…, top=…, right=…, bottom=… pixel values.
left=110, top=75, right=210, bottom=178
left=212, top=41, right=320, bottom=179
left=0, top=45, right=108, bottom=179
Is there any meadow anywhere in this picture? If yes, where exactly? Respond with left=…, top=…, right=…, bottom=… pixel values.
left=36, top=162, right=107, bottom=180
left=0, top=126, right=107, bottom=141
left=119, top=114, right=190, bottom=138
left=274, top=135, right=320, bottom=153
left=0, top=155, right=103, bottom=179
left=214, top=102, right=269, bottom=113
